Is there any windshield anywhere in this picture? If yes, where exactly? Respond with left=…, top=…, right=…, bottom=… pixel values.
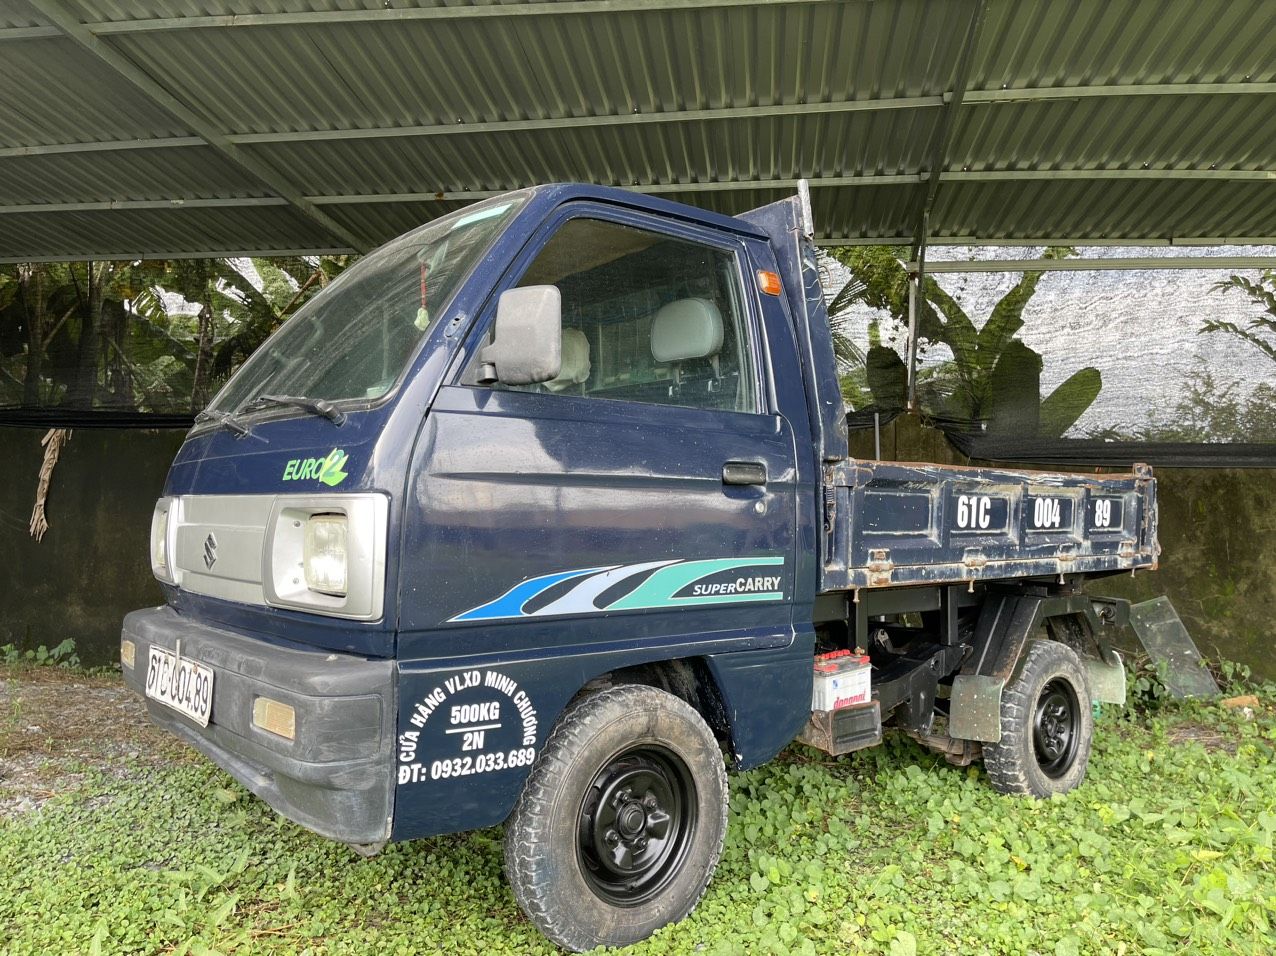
left=205, top=193, right=527, bottom=418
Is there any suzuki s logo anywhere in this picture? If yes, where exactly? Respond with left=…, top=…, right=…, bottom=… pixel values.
left=203, top=532, right=218, bottom=570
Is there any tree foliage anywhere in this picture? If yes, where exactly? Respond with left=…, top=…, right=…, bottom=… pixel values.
left=1089, top=269, right=1276, bottom=443
left=1095, top=371, right=1276, bottom=443
left=0, top=256, right=349, bottom=415
left=1206, top=269, right=1276, bottom=364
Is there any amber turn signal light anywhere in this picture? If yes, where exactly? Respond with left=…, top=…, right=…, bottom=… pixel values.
left=756, top=270, right=782, bottom=296
left=252, top=696, right=297, bottom=741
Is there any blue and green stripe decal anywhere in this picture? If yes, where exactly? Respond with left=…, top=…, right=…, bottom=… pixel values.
left=450, top=556, right=785, bottom=622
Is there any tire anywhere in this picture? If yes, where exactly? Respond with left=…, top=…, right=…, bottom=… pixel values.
left=984, top=640, right=1094, bottom=798
left=503, top=684, right=729, bottom=952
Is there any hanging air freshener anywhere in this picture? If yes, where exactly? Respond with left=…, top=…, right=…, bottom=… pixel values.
left=415, top=262, right=430, bottom=330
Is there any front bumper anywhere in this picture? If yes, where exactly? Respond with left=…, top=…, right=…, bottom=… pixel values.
left=121, top=607, right=395, bottom=845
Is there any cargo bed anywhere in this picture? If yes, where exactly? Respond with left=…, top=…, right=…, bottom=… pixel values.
left=821, top=458, right=1158, bottom=592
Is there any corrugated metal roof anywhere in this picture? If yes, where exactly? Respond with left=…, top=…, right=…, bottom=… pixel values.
left=2, top=204, right=343, bottom=260
left=0, top=147, right=266, bottom=204
left=0, top=36, right=193, bottom=145
left=0, top=0, right=1273, bottom=261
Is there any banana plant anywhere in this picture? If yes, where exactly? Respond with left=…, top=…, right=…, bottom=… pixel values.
left=825, top=246, right=1102, bottom=439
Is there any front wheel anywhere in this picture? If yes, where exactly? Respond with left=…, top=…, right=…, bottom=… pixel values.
left=503, top=684, right=729, bottom=952
left=984, top=640, right=1094, bottom=797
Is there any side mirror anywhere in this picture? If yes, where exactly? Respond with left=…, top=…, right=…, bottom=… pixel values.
left=477, top=285, right=562, bottom=386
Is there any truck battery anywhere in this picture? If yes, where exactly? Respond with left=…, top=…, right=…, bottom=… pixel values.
left=811, top=650, right=871, bottom=711
left=797, top=651, right=881, bottom=756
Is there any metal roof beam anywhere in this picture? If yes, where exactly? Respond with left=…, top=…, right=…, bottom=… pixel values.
left=905, top=0, right=986, bottom=408
left=812, top=236, right=1276, bottom=248
left=813, top=237, right=916, bottom=247
left=25, top=1, right=369, bottom=253
left=905, top=0, right=980, bottom=411
left=8, top=244, right=1271, bottom=265
left=0, top=97, right=944, bottom=158
left=3, top=78, right=1268, bottom=159
left=305, top=175, right=924, bottom=206
left=922, top=236, right=1276, bottom=247
left=2, top=166, right=1270, bottom=216
left=963, top=82, right=1276, bottom=103
left=80, top=0, right=857, bottom=35
left=908, top=256, right=1276, bottom=273
left=0, top=137, right=205, bottom=159
left=0, top=247, right=355, bottom=265
left=0, top=176, right=921, bottom=216
left=231, top=96, right=943, bottom=144
left=0, top=25, right=61, bottom=41
left=910, top=0, right=987, bottom=263
left=0, top=197, right=288, bottom=215
left=946, top=168, right=1276, bottom=181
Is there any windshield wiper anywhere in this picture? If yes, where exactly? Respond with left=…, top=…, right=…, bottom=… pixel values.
left=241, top=394, right=347, bottom=425
left=193, top=408, right=250, bottom=437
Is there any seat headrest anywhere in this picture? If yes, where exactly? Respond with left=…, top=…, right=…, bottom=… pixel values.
left=650, top=298, right=724, bottom=363
left=544, top=328, right=591, bottom=392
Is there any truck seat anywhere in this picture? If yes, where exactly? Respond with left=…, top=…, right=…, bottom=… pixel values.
left=650, top=297, right=743, bottom=409
left=650, top=298, right=724, bottom=363
left=544, top=327, right=591, bottom=392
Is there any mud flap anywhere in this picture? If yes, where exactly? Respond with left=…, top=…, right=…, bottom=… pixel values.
left=949, top=674, right=1003, bottom=742
left=1086, top=648, right=1127, bottom=704
left=1129, top=597, right=1220, bottom=699
left=952, top=648, right=1127, bottom=742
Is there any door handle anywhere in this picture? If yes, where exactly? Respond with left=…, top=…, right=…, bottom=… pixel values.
left=722, top=461, right=767, bottom=486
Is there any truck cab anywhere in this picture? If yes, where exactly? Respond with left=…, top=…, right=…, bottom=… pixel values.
left=123, top=183, right=1156, bottom=951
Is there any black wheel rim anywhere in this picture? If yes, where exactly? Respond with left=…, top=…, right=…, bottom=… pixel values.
left=576, top=745, right=697, bottom=907
left=1033, top=678, right=1081, bottom=778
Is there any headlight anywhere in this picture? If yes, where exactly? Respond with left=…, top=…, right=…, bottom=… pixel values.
left=263, top=494, right=387, bottom=620
left=150, top=499, right=173, bottom=583
left=303, top=514, right=348, bottom=596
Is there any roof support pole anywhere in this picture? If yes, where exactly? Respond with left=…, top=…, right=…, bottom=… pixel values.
left=905, top=0, right=985, bottom=414
left=910, top=0, right=987, bottom=263
left=907, top=268, right=920, bottom=411
left=26, top=1, right=367, bottom=254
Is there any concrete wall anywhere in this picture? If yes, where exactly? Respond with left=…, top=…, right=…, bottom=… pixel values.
left=0, top=427, right=183, bottom=665
left=1087, top=468, right=1275, bottom=681
left=2, top=422, right=1272, bottom=679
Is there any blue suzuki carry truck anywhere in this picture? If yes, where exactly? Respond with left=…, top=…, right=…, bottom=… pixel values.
left=122, top=183, right=1158, bottom=951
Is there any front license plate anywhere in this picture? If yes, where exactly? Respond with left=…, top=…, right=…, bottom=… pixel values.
left=145, top=645, right=214, bottom=727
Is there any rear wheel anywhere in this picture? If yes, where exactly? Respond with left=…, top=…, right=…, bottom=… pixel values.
left=503, top=684, right=728, bottom=952
left=984, top=640, right=1093, bottom=797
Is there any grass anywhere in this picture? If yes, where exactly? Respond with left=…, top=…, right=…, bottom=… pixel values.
left=1, top=668, right=1274, bottom=955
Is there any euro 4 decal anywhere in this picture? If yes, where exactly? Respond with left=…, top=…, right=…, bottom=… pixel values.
left=282, top=448, right=349, bottom=487
left=450, top=557, right=785, bottom=623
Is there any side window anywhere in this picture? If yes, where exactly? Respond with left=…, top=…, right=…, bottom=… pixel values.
left=470, top=218, right=759, bottom=413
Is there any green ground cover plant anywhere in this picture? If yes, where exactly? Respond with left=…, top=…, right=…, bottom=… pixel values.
left=1, top=667, right=1273, bottom=955
left=1, top=638, right=80, bottom=669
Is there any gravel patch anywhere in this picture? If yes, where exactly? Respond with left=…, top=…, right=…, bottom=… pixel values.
left=0, top=667, right=192, bottom=819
